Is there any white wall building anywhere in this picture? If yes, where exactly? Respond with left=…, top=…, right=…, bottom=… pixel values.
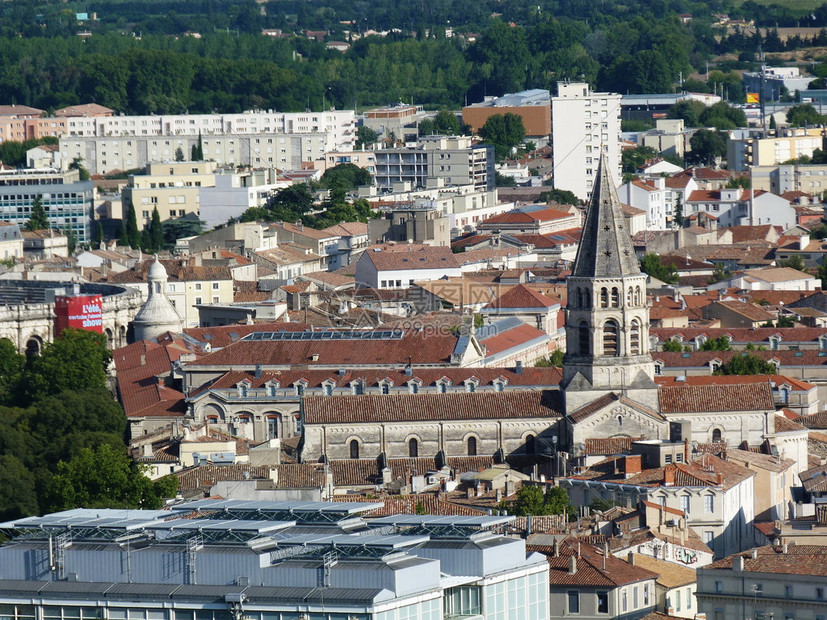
left=199, top=169, right=287, bottom=228
left=551, top=82, right=622, bottom=200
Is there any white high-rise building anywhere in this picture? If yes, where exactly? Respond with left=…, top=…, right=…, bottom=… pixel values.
left=551, top=82, right=621, bottom=200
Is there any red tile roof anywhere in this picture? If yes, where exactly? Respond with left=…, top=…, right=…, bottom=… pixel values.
left=483, top=284, right=558, bottom=310
left=708, top=545, right=827, bottom=575
left=658, top=383, right=774, bottom=413
left=478, top=322, right=549, bottom=357
left=651, top=326, right=827, bottom=345
left=531, top=539, right=659, bottom=587
left=185, top=328, right=467, bottom=368
left=480, top=207, right=575, bottom=226
left=302, top=390, right=562, bottom=424
left=362, top=245, right=461, bottom=271
left=655, top=374, right=814, bottom=392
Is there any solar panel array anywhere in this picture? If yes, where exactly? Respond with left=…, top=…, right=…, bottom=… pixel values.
left=243, top=330, right=404, bottom=342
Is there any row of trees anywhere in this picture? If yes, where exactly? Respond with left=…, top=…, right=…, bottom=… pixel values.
left=0, top=330, right=177, bottom=519
left=0, top=8, right=804, bottom=116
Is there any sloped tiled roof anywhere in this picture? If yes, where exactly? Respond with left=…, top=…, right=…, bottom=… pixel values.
left=658, top=383, right=774, bottom=413
left=708, top=545, right=827, bottom=575
left=303, top=390, right=563, bottom=425
left=530, top=539, right=658, bottom=587
left=362, top=245, right=461, bottom=271
left=483, top=283, right=558, bottom=310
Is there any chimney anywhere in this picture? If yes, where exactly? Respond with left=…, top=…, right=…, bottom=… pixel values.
left=684, top=438, right=690, bottom=464
left=553, top=539, right=560, bottom=558
left=295, top=220, right=303, bottom=231
left=664, top=465, right=675, bottom=486
left=568, top=556, right=577, bottom=575
left=751, top=548, right=758, bottom=559
left=783, top=543, right=788, bottom=554
left=515, top=360, right=523, bottom=374
left=142, top=443, right=153, bottom=458
left=603, top=542, right=609, bottom=570
left=628, top=551, right=635, bottom=566
left=732, top=555, right=744, bottom=571
left=716, top=473, right=723, bottom=486
left=254, top=363, right=262, bottom=379
left=623, top=455, right=642, bottom=477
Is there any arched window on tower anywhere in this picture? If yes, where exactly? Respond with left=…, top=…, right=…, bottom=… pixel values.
left=525, top=434, right=536, bottom=454
left=712, top=428, right=722, bottom=443
left=603, top=320, right=619, bottom=356
left=634, top=286, right=642, bottom=306
left=467, top=436, right=477, bottom=456
left=349, top=440, right=360, bottom=459
left=600, top=287, right=609, bottom=308
left=630, top=320, right=641, bottom=355
left=627, top=287, right=633, bottom=306
left=409, top=438, right=419, bottom=458
left=578, top=322, right=590, bottom=356
left=610, top=287, right=619, bottom=307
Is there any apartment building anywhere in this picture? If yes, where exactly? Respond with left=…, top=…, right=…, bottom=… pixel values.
left=59, top=132, right=330, bottom=176
left=551, top=82, right=622, bottom=200
left=121, top=161, right=218, bottom=224
left=752, top=162, right=827, bottom=195
left=728, top=128, right=826, bottom=172
left=0, top=168, right=94, bottom=242
left=373, top=135, right=494, bottom=191
left=696, top=545, right=827, bottom=620
left=199, top=168, right=284, bottom=228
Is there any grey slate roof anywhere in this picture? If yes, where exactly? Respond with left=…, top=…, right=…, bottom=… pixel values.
left=571, top=153, right=641, bottom=278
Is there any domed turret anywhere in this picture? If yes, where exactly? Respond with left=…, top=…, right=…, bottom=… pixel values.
left=131, top=255, right=182, bottom=342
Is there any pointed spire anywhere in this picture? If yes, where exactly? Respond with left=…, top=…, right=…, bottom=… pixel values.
left=571, top=152, right=640, bottom=278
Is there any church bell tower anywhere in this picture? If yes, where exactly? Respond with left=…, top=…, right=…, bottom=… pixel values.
left=562, top=153, right=658, bottom=412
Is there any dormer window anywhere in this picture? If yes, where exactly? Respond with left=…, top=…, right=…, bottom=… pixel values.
left=294, top=380, right=308, bottom=396
left=379, top=379, right=393, bottom=395
left=237, top=380, right=251, bottom=397
left=819, top=334, right=827, bottom=350
left=464, top=377, right=479, bottom=393
left=769, top=335, right=781, bottom=351
left=437, top=378, right=451, bottom=393
left=350, top=380, right=365, bottom=395
left=654, top=361, right=663, bottom=375
left=709, top=359, right=721, bottom=373
left=408, top=378, right=422, bottom=394
left=321, top=380, right=335, bottom=396
left=493, top=377, right=508, bottom=392
left=264, top=380, right=280, bottom=397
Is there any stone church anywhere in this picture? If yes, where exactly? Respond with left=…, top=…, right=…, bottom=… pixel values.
left=165, top=153, right=788, bottom=466
left=559, top=154, right=777, bottom=454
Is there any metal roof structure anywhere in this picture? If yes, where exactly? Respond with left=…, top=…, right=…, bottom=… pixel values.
left=170, top=499, right=384, bottom=523
left=243, top=330, right=404, bottom=341
left=368, top=514, right=514, bottom=538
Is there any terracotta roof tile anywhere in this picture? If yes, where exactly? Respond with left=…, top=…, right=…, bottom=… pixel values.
left=707, top=545, right=827, bottom=575
left=483, top=283, right=558, bottom=310
left=303, top=390, right=563, bottom=424
left=531, top=539, right=659, bottom=587
left=658, top=383, right=774, bottom=413
left=362, top=245, right=460, bottom=271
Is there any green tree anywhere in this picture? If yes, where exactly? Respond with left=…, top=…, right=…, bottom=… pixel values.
left=320, top=163, right=372, bottom=191
left=63, top=224, right=77, bottom=254
left=535, top=349, right=565, bottom=367
left=93, top=221, right=104, bottom=246
left=68, top=157, right=90, bottom=181
left=149, top=207, right=164, bottom=252
left=433, top=109, right=461, bottom=135
left=779, top=255, right=806, bottom=271
left=539, top=188, right=580, bottom=206
left=174, top=147, right=185, bottom=162
left=25, top=195, right=49, bottom=231
left=46, top=444, right=177, bottom=511
left=355, top=125, right=378, bottom=149
left=162, top=218, right=204, bottom=246
left=787, top=104, right=826, bottom=127
left=544, top=486, right=574, bottom=518
left=479, top=113, right=525, bottom=161
left=707, top=263, right=731, bottom=284
left=688, top=129, right=727, bottom=166
left=700, top=336, right=732, bottom=351
left=24, top=329, right=111, bottom=402
left=667, top=100, right=707, bottom=127
left=674, top=196, right=684, bottom=228
left=0, top=455, right=38, bottom=520
left=418, top=118, right=436, bottom=137
left=124, top=203, right=141, bottom=248
left=662, top=339, right=684, bottom=352
left=0, top=339, right=24, bottom=406
left=640, top=253, right=678, bottom=284
left=716, top=354, right=776, bottom=376
left=495, top=172, right=516, bottom=187
left=622, top=145, right=659, bottom=174
left=776, top=315, right=796, bottom=328
left=511, top=485, right=547, bottom=516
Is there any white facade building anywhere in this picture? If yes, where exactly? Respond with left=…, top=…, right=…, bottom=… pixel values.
left=199, top=169, right=287, bottom=228
left=551, top=82, right=622, bottom=200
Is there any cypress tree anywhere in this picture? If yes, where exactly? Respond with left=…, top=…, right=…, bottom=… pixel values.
left=150, top=207, right=164, bottom=251
left=125, top=204, right=141, bottom=249
left=26, top=195, right=49, bottom=231
left=93, top=222, right=104, bottom=246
